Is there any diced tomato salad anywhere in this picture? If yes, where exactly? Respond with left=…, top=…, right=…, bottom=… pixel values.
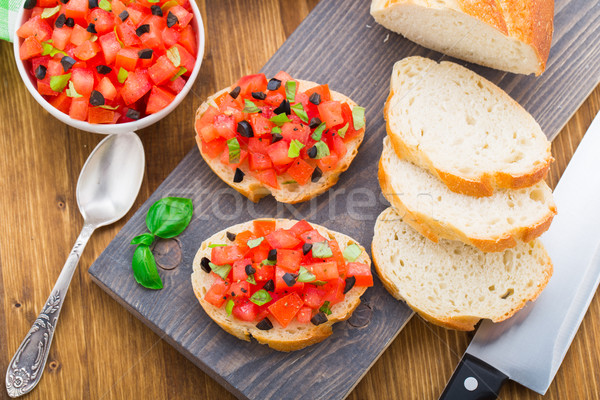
left=17, top=0, right=197, bottom=123
left=201, top=220, right=373, bottom=329
left=195, top=72, right=366, bottom=189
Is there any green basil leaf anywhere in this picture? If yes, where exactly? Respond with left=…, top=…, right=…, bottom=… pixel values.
left=337, top=123, right=349, bottom=138
left=291, top=102, right=308, bottom=123
left=65, top=81, right=82, bottom=98
left=113, top=26, right=124, bottom=47
left=311, top=122, right=326, bottom=141
left=312, top=241, right=333, bottom=258
left=166, top=46, right=181, bottom=67
left=99, top=0, right=111, bottom=12
left=282, top=180, right=297, bottom=185
left=285, top=80, right=296, bottom=101
left=117, top=67, right=128, bottom=84
left=352, top=106, right=365, bottom=130
left=41, top=41, right=67, bottom=57
left=343, top=243, right=362, bottom=262
left=90, top=34, right=98, bottom=42
left=271, top=126, right=282, bottom=134
left=225, top=299, right=235, bottom=315
left=161, top=0, right=178, bottom=11
left=98, top=104, right=120, bottom=110
left=243, top=99, right=260, bottom=113
left=227, top=137, right=240, bottom=164
left=312, top=280, right=327, bottom=286
left=319, top=300, right=332, bottom=315
left=131, top=233, right=155, bottom=246
left=170, top=66, right=187, bottom=81
left=146, top=197, right=193, bottom=239
left=250, top=289, right=272, bottom=306
left=247, top=237, right=264, bottom=249
left=208, top=243, right=227, bottom=248
left=261, top=258, right=276, bottom=266
left=313, top=141, right=330, bottom=159
left=288, top=139, right=304, bottom=158
left=132, top=245, right=163, bottom=289
left=246, top=275, right=256, bottom=285
left=41, top=5, right=60, bottom=19
left=297, top=266, right=316, bottom=283
left=269, top=113, right=290, bottom=126
left=148, top=0, right=160, bottom=3
left=209, top=262, right=232, bottom=280
left=50, top=73, right=71, bottom=92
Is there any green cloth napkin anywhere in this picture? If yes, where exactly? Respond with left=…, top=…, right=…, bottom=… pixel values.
left=0, top=0, right=24, bottom=42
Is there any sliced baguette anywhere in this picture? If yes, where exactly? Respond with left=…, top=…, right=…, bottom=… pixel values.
left=385, top=56, right=553, bottom=197
left=379, top=136, right=556, bottom=252
left=370, top=0, right=554, bottom=76
left=191, top=219, right=371, bottom=352
left=372, top=207, right=553, bottom=331
left=194, top=79, right=365, bottom=204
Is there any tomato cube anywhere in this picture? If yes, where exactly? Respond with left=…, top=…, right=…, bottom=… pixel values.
left=266, top=140, right=293, bottom=166
left=120, top=70, right=152, bottom=105
left=201, top=138, right=226, bottom=159
left=168, top=5, right=193, bottom=28
left=51, top=26, right=73, bottom=51
left=249, top=113, right=273, bottom=136
left=71, top=68, right=94, bottom=96
left=296, top=307, right=312, bottom=323
left=266, top=229, right=302, bottom=249
left=232, top=259, right=252, bottom=282
left=87, top=9, right=114, bottom=34
left=16, top=16, right=53, bottom=42
left=318, top=100, right=344, bottom=128
left=274, top=267, right=304, bottom=293
left=98, top=31, right=122, bottom=65
left=49, top=92, right=72, bottom=113
left=162, top=26, right=180, bottom=48
left=116, top=22, right=142, bottom=47
left=178, top=25, right=197, bottom=56
left=146, top=86, right=176, bottom=114
left=281, top=122, right=310, bottom=144
left=213, top=114, right=236, bottom=139
left=287, top=220, right=313, bottom=238
left=253, top=220, right=276, bottom=237
left=254, top=263, right=274, bottom=281
left=322, top=277, right=346, bottom=305
left=255, top=168, right=280, bottom=189
left=87, top=107, right=115, bottom=124
left=273, top=70, right=293, bottom=83
left=236, top=73, right=267, bottom=98
left=195, top=105, right=219, bottom=132
left=300, top=229, right=327, bottom=244
left=268, top=292, right=304, bottom=328
left=304, top=84, right=331, bottom=103
left=69, top=97, right=89, bottom=121
left=347, top=262, right=373, bottom=287
left=317, top=153, right=339, bottom=172
left=95, top=77, right=117, bottom=101
left=167, top=76, right=186, bottom=94
left=249, top=152, right=273, bottom=171
left=204, top=278, right=229, bottom=308
left=303, top=286, right=326, bottom=309
left=200, top=125, right=220, bottom=143
left=276, top=249, right=302, bottom=272
left=286, top=158, right=314, bottom=186
left=232, top=299, right=258, bottom=322
left=115, top=47, right=139, bottom=72
left=37, top=77, right=57, bottom=96
left=329, top=239, right=347, bottom=276
left=69, top=24, right=92, bottom=46
left=19, top=37, right=43, bottom=60
left=65, top=0, right=89, bottom=21
left=148, top=55, right=178, bottom=85
left=73, top=40, right=100, bottom=61
left=172, top=43, right=195, bottom=76
left=331, top=134, right=347, bottom=159
left=309, top=261, right=339, bottom=281
left=247, top=137, right=270, bottom=155
left=126, top=5, right=146, bottom=25
left=229, top=281, right=250, bottom=298
left=211, top=245, right=244, bottom=265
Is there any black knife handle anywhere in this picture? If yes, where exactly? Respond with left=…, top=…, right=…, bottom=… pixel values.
left=439, top=353, right=509, bottom=400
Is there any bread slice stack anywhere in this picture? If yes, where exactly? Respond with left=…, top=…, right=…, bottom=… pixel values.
left=372, top=56, right=556, bottom=330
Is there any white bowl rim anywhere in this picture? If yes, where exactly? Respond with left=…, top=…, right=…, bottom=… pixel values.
left=12, top=0, right=205, bottom=135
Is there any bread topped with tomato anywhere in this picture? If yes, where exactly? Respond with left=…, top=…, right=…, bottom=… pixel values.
left=194, top=72, right=366, bottom=203
left=191, top=218, right=374, bottom=351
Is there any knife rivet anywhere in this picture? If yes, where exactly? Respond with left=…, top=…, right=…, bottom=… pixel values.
left=464, top=376, right=478, bottom=391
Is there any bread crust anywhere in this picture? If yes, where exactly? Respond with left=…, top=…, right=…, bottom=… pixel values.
left=372, top=0, right=554, bottom=75
left=371, top=208, right=554, bottom=331
left=194, top=78, right=365, bottom=204
left=377, top=155, right=557, bottom=252
left=191, top=219, right=371, bottom=351
left=383, top=77, right=554, bottom=198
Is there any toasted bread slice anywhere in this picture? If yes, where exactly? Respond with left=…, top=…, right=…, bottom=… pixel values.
left=384, top=56, right=553, bottom=197
left=194, top=79, right=365, bottom=204
left=191, top=219, right=371, bottom=351
left=379, top=136, right=556, bottom=252
left=372, top=207, right=553, bottom=331
left=370, top=0, right=553, bottom=76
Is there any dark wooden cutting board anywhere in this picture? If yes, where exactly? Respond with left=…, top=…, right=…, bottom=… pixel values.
left=89, top=0, right=600, bottom=399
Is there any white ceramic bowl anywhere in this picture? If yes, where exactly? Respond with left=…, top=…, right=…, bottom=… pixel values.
left=13, top=1, right=205, bottom=135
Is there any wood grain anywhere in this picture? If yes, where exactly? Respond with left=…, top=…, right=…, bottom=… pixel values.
left=1, top=1, right=600, bottom=400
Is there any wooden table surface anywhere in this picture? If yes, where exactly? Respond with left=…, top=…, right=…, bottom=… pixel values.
left=1, top=1, right=599, bottom=399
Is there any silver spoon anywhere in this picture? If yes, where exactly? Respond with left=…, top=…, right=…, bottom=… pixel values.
left=5, top=131, right=145, bottom=398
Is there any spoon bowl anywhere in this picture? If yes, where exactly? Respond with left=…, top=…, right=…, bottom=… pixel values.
left=6, top=132, right=145, bottom=398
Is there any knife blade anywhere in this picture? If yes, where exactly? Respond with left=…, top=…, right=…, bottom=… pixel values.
left=439, top=109, right=600, bottom=400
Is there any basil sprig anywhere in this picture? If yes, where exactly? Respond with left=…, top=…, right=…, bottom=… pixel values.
left=209, top=262, right=232, bottom=280
left=250, top=289, right=273, bottom=306
left=131, top=197, right=193, bottom=289
left=320, top=301, right=332, bottom=315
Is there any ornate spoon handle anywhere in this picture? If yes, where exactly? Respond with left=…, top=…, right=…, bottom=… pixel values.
left=6, top=224, right=95, bottom=398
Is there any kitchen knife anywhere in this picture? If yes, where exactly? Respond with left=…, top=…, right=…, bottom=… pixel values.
left=439, top=110, right=600, bottom=400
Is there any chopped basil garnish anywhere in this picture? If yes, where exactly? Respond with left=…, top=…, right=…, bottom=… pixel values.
left=41, top=5, right=60, bottom=19
left=161, top=0, right=178, bottom=11
left=208, top=243, right=227, bottom=248
left=99, top=0, right=111, bottom=11
left=247, top=237, right=264, bottom=249
left=148, top=0, right=160, bottom=2
left=343, top=243, right=361, bottom=262
left=291, top=103, right=308, bottom=123
left=246, top=275, right=256, bottom=285
left=209, top=262, right=232, bottom=280
left=337, top=123, right=349, bottom=138
left=282, top=180, right=297, bottom=185
left=297, top=266, right=316, bottom=283
left=311, top=122, right=326, bottom=141
left=65, top=81, right=82, bottom=98
left=225, top=299, right=235, bottom=316
left=170, top=67, right=187, bottom=81
left=166, top=46, right=181, bottom=67
left=271, top=126, right=282, bottom=134
left=243, top=99, right=260, bottom=113
left=313, top=141, right=330, bottom=159
left=312, top=280, right=327, bottom=286
left=117, top=67, right=128, bottom=84
left=285, top=80, right=296, bottom=101
left=113, top=26, right=124, bottom=47
left=269, top=113, right=290, bottom=126
left=352, top=106, right=365, bottom=130
left=227, top=137, right=240, bottom=164
left=98, top=104, right=120, bottom=110
left=288, top=139, right=304, bottom=158
left=261, top=258, right=276, bottom=266
left=250, top=289, right=272, bottom=306
left=319, top=301, right=332, bottom=315
left=49, top=73, right=71, bottom=92
left=41, top=41, right=67, bottom=57
left=312, top=241, right=333, bottom=258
